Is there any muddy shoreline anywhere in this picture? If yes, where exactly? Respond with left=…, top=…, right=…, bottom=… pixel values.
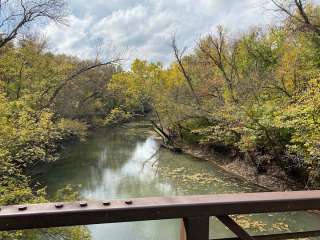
left=151, top=130, right=303, bottom=191
left=179, top=144, right=305, bottom=191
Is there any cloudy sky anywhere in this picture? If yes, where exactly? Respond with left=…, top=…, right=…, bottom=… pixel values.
left=42, top=0, right=279, bottom=66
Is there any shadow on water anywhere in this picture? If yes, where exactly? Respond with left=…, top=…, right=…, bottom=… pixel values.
left=40, top=121, right=320, bottom=240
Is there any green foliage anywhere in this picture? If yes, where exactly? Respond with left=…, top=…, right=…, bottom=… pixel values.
left=0, top=92, right=90, bottom=238
left=104, top=107, right=132, bottom=126
left=108, top=59, right=163, bottom=113
left=193, top=125, right=240, bottom=147
left=0, top=32, right=109, bottom=240
left=58, top=118, right=88, bottom=141
left=274, top=78, right=320, bottom=185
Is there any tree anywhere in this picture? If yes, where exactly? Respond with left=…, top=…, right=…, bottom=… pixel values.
left=198, top=26, right=239, bottom=103
left=171, top=36, right=200, bottom=106
left=0, top=0, right=67, bottom=49
left=41, top=58, right=121, bottom=110
left=271, top=0, right=320, bottom=35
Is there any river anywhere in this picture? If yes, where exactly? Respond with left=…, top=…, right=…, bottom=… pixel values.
left=40, top=121, right=320, bottom=240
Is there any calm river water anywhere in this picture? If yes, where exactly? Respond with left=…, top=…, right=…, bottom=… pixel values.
left=40, top=121, right=320, bottom=240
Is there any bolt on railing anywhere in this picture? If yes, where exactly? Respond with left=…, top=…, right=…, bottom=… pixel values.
left=1, top=191, right=320, bottom=240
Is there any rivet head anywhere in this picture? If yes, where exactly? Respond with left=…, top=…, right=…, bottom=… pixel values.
left=55, top=203, right=64, bottom=209
left=102, top=201, right=110, bottom=206
left=18, top=205, right=27, bottom=211
left=125, top=200, right=133, bottom=205
left=79, top=201, right=88, bottom=207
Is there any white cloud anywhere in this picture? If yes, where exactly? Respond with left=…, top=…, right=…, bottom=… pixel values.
left=42, top=0, right=279, bottom=66
left=43, top=14, right=95, bottom=58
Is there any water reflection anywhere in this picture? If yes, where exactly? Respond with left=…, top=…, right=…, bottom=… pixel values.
left=41, top=123, right=320, bottom=240
left=79, top=135, right=177, bottom=201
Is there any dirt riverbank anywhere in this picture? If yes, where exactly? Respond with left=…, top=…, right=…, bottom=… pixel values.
left=179, top=144, right=305, bottom=191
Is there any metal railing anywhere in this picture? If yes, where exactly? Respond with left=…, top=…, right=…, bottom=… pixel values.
left=1, top=191, right=320, bottom=240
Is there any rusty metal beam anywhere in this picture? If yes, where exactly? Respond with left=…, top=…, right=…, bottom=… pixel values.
left=212, top=230, right=320, bottom=240
left=216, top=215, right=254, bottom=240
left=182, top=216, right=209, bottom=240
left=0, top=191, right=320, bottom=231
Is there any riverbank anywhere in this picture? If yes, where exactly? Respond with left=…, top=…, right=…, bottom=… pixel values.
left=179, top=144, right=304, bottom=191
left=151, top=130, right=303, bottom=191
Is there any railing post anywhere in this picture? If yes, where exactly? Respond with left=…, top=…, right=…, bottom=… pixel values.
left=180, top=216, right=209, bottom=240
left=216, top=215, right=254, bottom=240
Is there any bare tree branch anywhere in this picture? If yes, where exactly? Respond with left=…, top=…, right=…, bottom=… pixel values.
left=271, top=0, right=320, bottom=35
left=0, top=0, right=67, bottom=49
left=41, top=59, right=122, bottom=109
left=198, top=27, right=238, bottom=103
left=171, top=35, right=201, bottom=106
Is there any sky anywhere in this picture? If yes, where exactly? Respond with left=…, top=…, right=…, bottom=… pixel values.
left=41, top=0, right=279, bottom=66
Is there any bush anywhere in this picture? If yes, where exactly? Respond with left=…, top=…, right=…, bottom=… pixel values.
left=104, top=107, right=132, bottom=126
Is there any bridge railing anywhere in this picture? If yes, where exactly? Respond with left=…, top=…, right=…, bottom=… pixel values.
left=1, top=191, right=320, bottom=240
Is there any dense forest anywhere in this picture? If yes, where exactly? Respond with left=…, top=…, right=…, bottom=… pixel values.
left=1, top=0, right=320, bottom=239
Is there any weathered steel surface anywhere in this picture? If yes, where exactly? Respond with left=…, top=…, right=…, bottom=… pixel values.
left=216, top=215, right=254, bottom=240
left=213, top=230, right=320, bottom=240
left=182, top=217, right=209, bottom=240
left=180, top=220, right=187, bottom=240
left=0, top=191, right=320, bottom=231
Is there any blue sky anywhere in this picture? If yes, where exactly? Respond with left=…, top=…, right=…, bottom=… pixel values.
left=41, top=0, right=280, bottom=65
